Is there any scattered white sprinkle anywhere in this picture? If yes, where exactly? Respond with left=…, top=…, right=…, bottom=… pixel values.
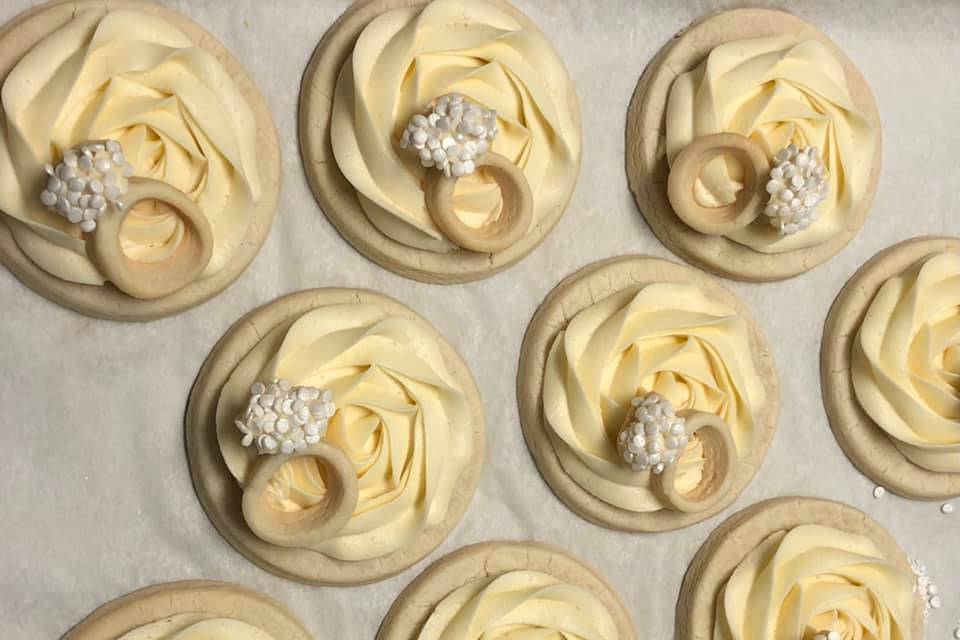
left=873, top=485, right=886, bottom=499
left=941, top=503, right=955, bottom=514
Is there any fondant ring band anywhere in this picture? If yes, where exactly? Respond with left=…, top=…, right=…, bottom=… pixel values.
left=242, top=441, right=358, bottom=548
left=651, top=410, right=737, bottom=513
left=85, top=177, right=213, bottom=300
left=425, top=152, right=533, bottom=254
left=667, top=133, right=770, bottom=236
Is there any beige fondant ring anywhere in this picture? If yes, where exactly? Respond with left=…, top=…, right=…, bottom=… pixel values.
left=667, top=133, right=770, bottom=236
left=425, top=152, right=533, bottom=254
left=242, top=441, right=358, bottom=548
left=650, top=410, right=737, bottom=513
left=85, top=177, right=214, bottom=300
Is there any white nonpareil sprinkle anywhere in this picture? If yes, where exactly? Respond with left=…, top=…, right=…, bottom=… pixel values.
left=941, top=502, right=955, bottom=514
left=399, top=94, right=498, bottom=178
left=235, top=379, right=336, bottom=455
left=763, top=143, right=829, bottom=236
left=616, top=391, right=688, bottom=474
left=908, top=556, right=944, bottom=620
left=40, top=139, right=134, bottom=233
left=873, top=485, right=886, bottom=499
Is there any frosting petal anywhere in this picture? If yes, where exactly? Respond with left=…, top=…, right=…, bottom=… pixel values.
left=852, top=252, right=960, bottom=472
left=331, top=0, right=579, bottom=252
left=117, top=614, right=276, bottom=640
left=0, top=8, right=261, bottom=284
left=666, top=35, right=876, bottom=253
left=542, top=283, right=765, bottom=512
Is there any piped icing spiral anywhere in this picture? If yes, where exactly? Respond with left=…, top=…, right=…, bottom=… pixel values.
left=417, top=570, right=619, bottom=640
left=715, top=524, right=915, bottom=640
left=0, top=8, right=261, bottom=285
left=542, top=283, right=765, bottom=512
left=852, top=252, right=960, bottom=472
left=117, top=613, right=275, bottom=640
left=666, top=35, right=876, bottom=252
left=217, top=302, right=474, bottom=561
left=330, top=0, right=579, bottom=252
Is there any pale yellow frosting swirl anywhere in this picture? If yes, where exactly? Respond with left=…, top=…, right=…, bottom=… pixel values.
left=666, top=35, right=876, bottom=253
left=852, top=252, right=960, bottom=472
left=0, top=8, right=261, bottom=285
left=217, top=302, right=474, bottom=561
left=418, top=570, right=619, bottom=640
left=542, top=283, right=765, bottom=511
left=331, top=0, right=579, bottom=252
left=715, top=525, right=914, bottom=640
left=117, top=613, right=275, bottom=640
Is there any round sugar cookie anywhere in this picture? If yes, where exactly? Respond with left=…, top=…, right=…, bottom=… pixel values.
left=626, top=8, right=881, bottom=282
left=517, top=255, right=778, bottom=531
left=0, top=0, right=280, bottom=321
left=676, top=497, right=924, bottom=640
left=63, top=580, right=310, bottom=640
left=299, top=0, right=581, bottom=284
left=821, top=236, right=960, bottom=499
left=377, top=541, right=636, bottom=640
left=186, top=288, right=485, bottom=585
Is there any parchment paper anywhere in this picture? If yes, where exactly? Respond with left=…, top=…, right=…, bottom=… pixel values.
left=1, top=1, right=957, bottom=637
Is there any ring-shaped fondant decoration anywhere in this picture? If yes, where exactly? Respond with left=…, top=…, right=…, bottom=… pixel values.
left=650, top=410, right=737, bottom=513
left=425, top=152, right=533, bottom=254
left=667, top=133, right=769, bottom=236
left=242, top=441, right=359, bottom=549
left=85, top=177, right=213, bottom=300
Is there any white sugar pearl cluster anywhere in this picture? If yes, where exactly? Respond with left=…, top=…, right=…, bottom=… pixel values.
left=399, top=94, right=498, bottom=178
left=763, top=143, right=828, bottom=236
left=813, top=631, right=841, bottom=640
left=616, top=392, right=689, bottom=474
left=235, top=379, right=336, bottom=455
left=40, top=140, right=134, bottom=233
left=909, top=557, right=942, bottom=619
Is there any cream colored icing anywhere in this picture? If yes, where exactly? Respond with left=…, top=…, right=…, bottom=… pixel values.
left=666, top=35, right=876, bottom=253
left=117, top=613, right=276, bottom=640
left=852, top=252, right=960, bottom=472
left=330, top=0, right=579, bottom=252
left=542, top=283, right=766, bottom=512
left=0, top=8, right=261, bottom=285
left=417, top=570, right=619, bottom=640
left=216, top=302, right=474, bottom=561
left=715, top=524, right=914, bottom=640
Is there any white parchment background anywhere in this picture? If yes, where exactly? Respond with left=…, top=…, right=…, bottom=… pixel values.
left=1, top=0, right=958, bottom=637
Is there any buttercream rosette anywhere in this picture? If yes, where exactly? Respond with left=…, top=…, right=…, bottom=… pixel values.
left=376, top=542, right=635, bottom=640
left=665, top=34, right=877, bottom=252
left=715, top=524, right=915, bottom=640
left=329, top=0, right=580, bottom=254
left=0, top=5, right=264, bottom=297
left=417, top=571, right=620, bottom=640
left=852, top=251, right=960, bottom=473
left=189, top=290, right=484, bottom=584
left=543, top=282, right=767, bottom=513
